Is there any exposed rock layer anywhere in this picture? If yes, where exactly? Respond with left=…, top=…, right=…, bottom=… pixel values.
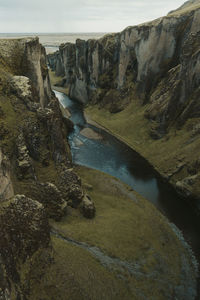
left=48, top=1, right=200, bottom=210
left=0, top=37, right=94, bottom=299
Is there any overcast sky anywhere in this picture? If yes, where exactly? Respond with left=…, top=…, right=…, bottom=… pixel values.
left=0, top=0, right=186, bottom=33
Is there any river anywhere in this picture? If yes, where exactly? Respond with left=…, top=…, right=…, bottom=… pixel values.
left=55, top=90, right=200, bottom=268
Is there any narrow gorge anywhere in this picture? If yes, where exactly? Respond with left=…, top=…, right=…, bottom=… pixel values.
left=0, top=1, right=200, bottom=300
left=48, top=0, right=200, bottom=214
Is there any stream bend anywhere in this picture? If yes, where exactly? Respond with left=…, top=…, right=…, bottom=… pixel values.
left=55, top=90, right=200, bottom=264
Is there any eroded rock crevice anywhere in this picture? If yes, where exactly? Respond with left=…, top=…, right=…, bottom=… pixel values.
left=0, top=37, right=95, bottom=299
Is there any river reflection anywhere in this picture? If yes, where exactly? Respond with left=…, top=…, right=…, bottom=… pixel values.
left=55, top=90, right=200, bottom=262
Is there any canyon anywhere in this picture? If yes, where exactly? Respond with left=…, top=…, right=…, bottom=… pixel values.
left=0, top=0, right=200, bottom=299
left=48, top=0, right=200, bottom=214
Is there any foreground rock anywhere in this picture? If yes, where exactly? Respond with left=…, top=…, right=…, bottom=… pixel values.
left=0, top=37, right=94, bottom=299
left=0, top=195, right=51, bottom=298
left=80, top=194, right=96, bottom=218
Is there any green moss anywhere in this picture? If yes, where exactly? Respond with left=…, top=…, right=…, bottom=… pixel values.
left=0, top=95, right=20, bottom=155
left=85, top=100, right=200, bottom=184
left=33, top=160, right=59, bottom=184
left=49, top=69, right=69, bottom=95
left=28, top=236, right=132, bottom=300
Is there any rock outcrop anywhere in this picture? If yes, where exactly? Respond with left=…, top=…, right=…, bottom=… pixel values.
left=0, top=194, right=51, bottom=299
left=0, top=37, right=94, bottom=299
left=48, top=2, right=200, bottom=125
left=48, top=1, right=200, bottom=211
left=0, top=149, right=14, bottom=201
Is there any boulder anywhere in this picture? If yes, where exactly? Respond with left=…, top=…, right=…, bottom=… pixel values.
left=29, top=182, right=67, bottom=221
left=0, top=195, right=50, bottom=286
left=16, top=133, right=35, bottom=179
left=80, top=194, right=95, bottom=219
left=58, top=168, right=84, bottom=207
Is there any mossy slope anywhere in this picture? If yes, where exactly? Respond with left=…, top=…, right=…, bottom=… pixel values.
left=48, top=166, right=198, bottom=300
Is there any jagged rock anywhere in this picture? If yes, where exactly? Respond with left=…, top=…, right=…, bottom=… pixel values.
left=80, top=194, right=95, bottom=219
left=48, top=51, right=65, bottom=77
left=0, top=195, right=50, bottom=296
left=191, top=123, right=200, bottom=136
left=0, top=194, right=50, bottom=262
left=0, top=149, right=14, bottom=201
left=48, top=3, right=200, bottom=131
left=58, top=168, right=84, bottom=207
left=36, top=107, right=54, bottom=121
left=10, top=76, right=32, bottom=99
left=16, top=133, right=35, bottom=179
left=0, top=36, right=89, bottom=299
left=187, top=159, right=200, bottom=175
left=46, top=99, right=72, bottom=165
left=29, top=182, right=67, bottom=221
left=176, top=174, right=199, bottom=197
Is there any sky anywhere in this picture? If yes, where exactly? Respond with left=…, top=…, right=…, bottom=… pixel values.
left=0, top=0, right=187, bottom=33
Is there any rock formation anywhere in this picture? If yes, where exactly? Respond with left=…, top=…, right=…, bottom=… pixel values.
left=0, top=1, right=199, bottom=298
left=48, top=0, right=200, bottom=212
left=0, top=37, right=94, bottom=298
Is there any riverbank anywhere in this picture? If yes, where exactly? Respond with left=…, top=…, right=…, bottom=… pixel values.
left=85, top=102, right=200, bottom=214
left=49, top=165, right=198, bottom=300
left=48, top=79, right=199, bottom=298
left=51, top=76, right=200, bottom=213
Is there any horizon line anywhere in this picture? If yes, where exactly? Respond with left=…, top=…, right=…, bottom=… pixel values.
left=0, top=32, right=109, bottom=34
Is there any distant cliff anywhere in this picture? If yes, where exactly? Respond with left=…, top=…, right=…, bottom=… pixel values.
left=48, top=2, right=200, bottom=129
left=48, top=1, right=200, bottom=210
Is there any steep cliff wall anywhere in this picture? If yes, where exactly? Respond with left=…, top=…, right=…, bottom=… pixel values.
left=0, top=37, right=52, bottom=107
left=0, top=38, right=95, bottom=299
left=48, top=2, right=200, bottom=210
left=48, top=3, right=200, bottom=124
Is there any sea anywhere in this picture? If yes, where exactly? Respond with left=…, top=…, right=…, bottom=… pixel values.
left=0, top=33, right=107, bottom=54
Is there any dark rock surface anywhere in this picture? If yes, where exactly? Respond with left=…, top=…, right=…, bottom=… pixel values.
left=0, top=37, right=95, bottom=299
left=0, top=194, right=51, bottom=299
left=80, top=194, right=96, bottom=218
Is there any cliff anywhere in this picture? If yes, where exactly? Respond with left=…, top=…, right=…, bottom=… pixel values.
left=48, top=1, right=200, bottom=212
left=0, top=37, right=95, bottom=299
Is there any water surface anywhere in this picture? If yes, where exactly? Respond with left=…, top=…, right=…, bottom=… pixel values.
left=55, top=90, right=200, bottom=263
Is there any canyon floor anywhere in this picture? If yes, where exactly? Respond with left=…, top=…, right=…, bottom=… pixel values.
left=49, top=71, right=198, bottom=299
left=47, top=165, right=197, bottom=300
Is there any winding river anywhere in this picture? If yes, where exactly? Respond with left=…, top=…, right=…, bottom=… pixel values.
left=55, top=90, right=200, bottom=266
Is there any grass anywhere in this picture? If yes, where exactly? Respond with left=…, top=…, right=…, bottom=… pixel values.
left=49, top=166, right=196, bottom=299
left=28, top=236, right=132, bottom=300
left=49, top=69, right=69, bottom=95
left=85, top=101, right=200, bottom=184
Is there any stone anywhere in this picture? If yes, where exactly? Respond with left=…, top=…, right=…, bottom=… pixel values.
left=0, top=149, right=14, bottom=201
left=0, top=195, right=50, bottom=279
left=16, top=133, right=35, bottom=179
left=48, top=3, right=200, bottom=131
left=29, top=182, right=67, bottom=221
left=80, top=194, right=95, bottom=219
left=58, top=168, right=84, bottom=207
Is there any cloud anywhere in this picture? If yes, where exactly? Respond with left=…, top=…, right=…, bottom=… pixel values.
left=0, top=0, right=186, bottom=32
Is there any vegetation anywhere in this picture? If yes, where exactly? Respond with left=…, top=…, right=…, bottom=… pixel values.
left=85, top=100, right=200, bottom=195
left=48, top=166, right=196, bottom=299
left=49, top=69, right=69, bottom=95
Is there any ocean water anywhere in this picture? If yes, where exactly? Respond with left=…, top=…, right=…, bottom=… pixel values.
left=0, top=32, right=107, bottom=53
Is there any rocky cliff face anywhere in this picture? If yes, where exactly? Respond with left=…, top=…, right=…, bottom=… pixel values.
left=48, top=2, right=200, bottom=125
left=48, top=1, right=200, bottom=210
left=0, top=37, right=95, bottom=299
